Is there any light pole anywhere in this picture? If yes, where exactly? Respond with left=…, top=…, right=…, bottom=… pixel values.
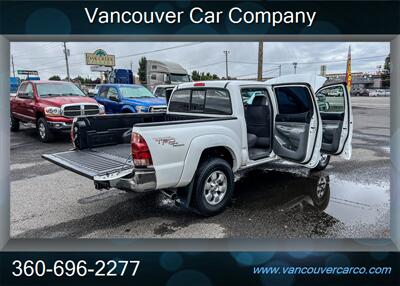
left=223, top=50, right=230, bottom=79
left=293, top=62, right=298, bottom=74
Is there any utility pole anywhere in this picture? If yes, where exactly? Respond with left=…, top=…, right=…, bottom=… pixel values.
left=278, top=64, right=282, bottom=76
left=11, top=54, right=15, bottom=77
left=63, top=42, right=70, bottom=81
left=257, top=41, right=263, bottom=81
left=223, top=50, right=230, bottom=79
left=293, top=62, right=298, bottom=74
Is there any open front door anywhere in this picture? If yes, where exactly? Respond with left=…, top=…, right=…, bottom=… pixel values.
left=315, top=83, right=353, bottom=159
left=272, top=84, right=322, bottom=168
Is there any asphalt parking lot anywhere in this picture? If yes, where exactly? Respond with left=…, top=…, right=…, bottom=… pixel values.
left=10, top=97, right=390, bottom=239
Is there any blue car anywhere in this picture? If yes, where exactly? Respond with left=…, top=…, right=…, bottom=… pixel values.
left=95, top=84, right=167, bottom=114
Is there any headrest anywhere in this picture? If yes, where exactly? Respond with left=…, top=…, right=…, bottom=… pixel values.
left=252, top=96, right=267, bottom=106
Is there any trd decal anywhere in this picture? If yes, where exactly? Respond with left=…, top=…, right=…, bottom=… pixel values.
left=153, top=136, right=184, bottom=147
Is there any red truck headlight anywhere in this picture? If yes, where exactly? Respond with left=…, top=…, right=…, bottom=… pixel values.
left=44, top=106, right=61, bottom=116
left=131, top=132, right=153, bottom=167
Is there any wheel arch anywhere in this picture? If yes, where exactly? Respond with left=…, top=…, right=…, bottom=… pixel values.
left=176, top=134, right=240, bottom=188
left=121, top=105, right=136, bottom=113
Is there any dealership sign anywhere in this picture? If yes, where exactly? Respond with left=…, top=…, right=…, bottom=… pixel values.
left=90, top=65, right=113, bottom=72
left=85, top=49, right=115, bottom=66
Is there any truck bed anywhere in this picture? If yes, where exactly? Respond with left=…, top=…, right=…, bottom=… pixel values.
left=42, top=144, right=132, bottom=179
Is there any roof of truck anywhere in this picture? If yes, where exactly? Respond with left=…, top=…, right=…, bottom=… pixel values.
left=177, top=80, right=266, bottom=89
left=100, top=83, right=145, bottom=87
left=177, top=74, right=328, bottom=91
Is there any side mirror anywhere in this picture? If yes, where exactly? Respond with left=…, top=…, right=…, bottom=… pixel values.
left=109, top=94, right=119, bottom=102
left=18, top=92, right=30, bottom=99
left=163, top=74, right=170, bottom=83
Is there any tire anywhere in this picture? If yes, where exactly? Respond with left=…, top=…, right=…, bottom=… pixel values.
left=191, top=157, right=234, bottom=216
left=10, top=115, right=20, bottom=132
left=37, top=118, right=54, bottom=143
left=356, top=92, right=361, bottom=97
left=312, top=154, right=331, bottom=171
left=309, top=176, right=330, bottom=211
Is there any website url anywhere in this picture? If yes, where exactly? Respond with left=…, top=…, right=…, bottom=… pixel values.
left=253, top=266, right=392, bottom=275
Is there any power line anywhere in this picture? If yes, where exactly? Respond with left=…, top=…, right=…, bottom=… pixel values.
left=116, top=42, right=204, bottom=59
left=188, top=61, right=225, bottom=70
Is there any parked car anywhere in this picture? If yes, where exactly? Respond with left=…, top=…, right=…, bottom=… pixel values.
left=87, top=84, right=101, bottom=97
left=95, top=84, right=167, bottom=114
left=153, top=84, right=176, bottom=101
left=351, top=87, right=369, bottom=96
left=368, top=89, right=390, bottom=97
left=43, top=76, right=353, bottom=216
left=10, top=80, right=105, bottom=142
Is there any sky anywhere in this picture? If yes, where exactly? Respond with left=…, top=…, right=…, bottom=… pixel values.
left=10, top=42, right=390, bottom=80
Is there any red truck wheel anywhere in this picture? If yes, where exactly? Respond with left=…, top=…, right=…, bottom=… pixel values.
left=37, top=118, right=54, bottom=143
left=10, top=115, right=20, bottom=132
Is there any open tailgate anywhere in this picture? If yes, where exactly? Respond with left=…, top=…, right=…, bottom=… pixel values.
left=42, top=144, right=133, bottom=180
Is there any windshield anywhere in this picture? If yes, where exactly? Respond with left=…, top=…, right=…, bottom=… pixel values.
left=36, top=82, right=86, bottom=97
left=119, top=86, right=155, bottom=99
left=170, top=74, right=190, bottom=83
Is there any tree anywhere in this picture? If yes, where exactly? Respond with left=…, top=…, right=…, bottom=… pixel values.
left=137, top=57, right=147, bottom=83
left=48, top=75, right=61, bottom=81
left=191, top=70, right=220, bottom=81
left=381, top=54, right=390, bottom=88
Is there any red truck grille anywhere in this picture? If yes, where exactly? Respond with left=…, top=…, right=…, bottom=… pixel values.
left=62, top=104, right=100, bottom=117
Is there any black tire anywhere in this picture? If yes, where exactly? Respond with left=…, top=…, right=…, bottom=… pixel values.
left=312, top=154, right=331, bottom=171
left=356, top=92, right=361, bottom=97
left=10, top=115, right=20, bottom=132
left=309, top=176, right=330, bottom=211
left=37, top=118, right=54, bottom=143
left=191, top=157, right=234, bottom=217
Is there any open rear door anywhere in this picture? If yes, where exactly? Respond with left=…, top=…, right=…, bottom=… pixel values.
left=315, top=83, right=352, bottom=159
left=272, top=84, right=322, bottom=168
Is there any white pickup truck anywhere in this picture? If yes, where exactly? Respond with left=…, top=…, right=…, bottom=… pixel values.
left=43, top=75, right=352, bottom=216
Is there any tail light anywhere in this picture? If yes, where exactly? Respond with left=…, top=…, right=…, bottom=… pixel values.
left=131, top=132, right=153, bottom=167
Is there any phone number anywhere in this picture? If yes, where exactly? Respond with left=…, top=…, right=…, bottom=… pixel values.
left=12, top=260, right=140, bottom=277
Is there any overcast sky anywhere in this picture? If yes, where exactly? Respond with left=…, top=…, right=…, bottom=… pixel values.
left=10, top=42, right=389, bottom=80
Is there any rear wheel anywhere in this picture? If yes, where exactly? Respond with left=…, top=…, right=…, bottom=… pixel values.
left=37, top=118, right=54, bottom=143
left=10, top=115, right=20, bottom=132
left=312, top=154, right=330, bottom=171
left=191, top=157, right=234, bottom=216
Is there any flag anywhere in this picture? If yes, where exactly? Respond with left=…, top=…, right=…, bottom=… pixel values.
left=345, top=45, right=352, bottom=94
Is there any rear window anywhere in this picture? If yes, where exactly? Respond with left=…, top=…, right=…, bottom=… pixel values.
left=274, top=86, right=312, bottom=114
left=169, top=88, right=232, bottom=115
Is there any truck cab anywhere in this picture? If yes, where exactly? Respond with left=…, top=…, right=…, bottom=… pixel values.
left=146, top=60, right=191, bottom=91
left=43, top=75, right=352, bottom=216
left=95, top=84, right=167, bottom=113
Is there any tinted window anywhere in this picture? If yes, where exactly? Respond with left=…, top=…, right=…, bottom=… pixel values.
left=169, top=89, right=191, bottom=112
left=191, top=90, right=205, bottom=112
left=204, top=89, right=232, bottom=115
left=169, top=88, right=231, bottom=115
left=275, top=86, right=312, bottom=114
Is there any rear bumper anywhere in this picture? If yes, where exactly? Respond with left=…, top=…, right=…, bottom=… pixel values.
left=95, top=168, right=157, bottom=192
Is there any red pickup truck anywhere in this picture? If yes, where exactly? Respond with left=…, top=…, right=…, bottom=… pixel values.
left=10, top=80, right=105, bottom=142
